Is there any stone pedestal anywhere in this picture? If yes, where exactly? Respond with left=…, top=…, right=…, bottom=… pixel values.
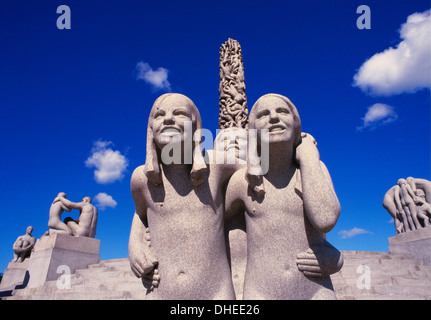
left=26, top=233, right=100, bottom=288
left=0, top=260, right=29, bottom=289
left=389, top=227, right=431, bottom=265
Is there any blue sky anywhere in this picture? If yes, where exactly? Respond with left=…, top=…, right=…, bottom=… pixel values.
left=0, top=0, right=430, bottom=274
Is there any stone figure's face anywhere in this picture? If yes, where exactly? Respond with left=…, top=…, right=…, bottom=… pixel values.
left=253, top=96, right=295, bottom=145
left=82, top=197, right=92, bottom=203
left=416, top=189, right=425, bottom=200
left=152, top=98, right=194, bottom=150
left=26, top=226, right=33, bottom=234
left=214, top=127, right=247, bottom=162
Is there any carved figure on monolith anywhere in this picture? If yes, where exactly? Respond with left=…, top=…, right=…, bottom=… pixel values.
left=225, top=94, right=342, bottom=299
left=12, top=226, right=36, bottom=263
left=219, top=38, right=248, bottom=129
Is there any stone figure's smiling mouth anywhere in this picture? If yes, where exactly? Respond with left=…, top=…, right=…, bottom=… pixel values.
left=268, top=125, right=286, bottom=133
left=161, top=126, right=180, bottom=134
left=226, top=144, right=240, bottom=151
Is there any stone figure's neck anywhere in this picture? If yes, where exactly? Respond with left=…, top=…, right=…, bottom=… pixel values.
left=266, top=141, right=295, bottom=174
left=161, top=162, right=192, bottom=177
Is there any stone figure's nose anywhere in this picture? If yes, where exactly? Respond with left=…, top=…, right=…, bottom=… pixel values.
left=163, top=113, right=175, bottom=124
left=268, top=110, right=280, bottom=123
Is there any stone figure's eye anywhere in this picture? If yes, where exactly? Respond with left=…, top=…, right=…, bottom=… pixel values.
left=154, top=110, right=165, bottom=118
left=276, top=107, right=290, bottom=114
left=257, top=110, right=269, bottom=119
left=173, top=109, right=189, bottom=117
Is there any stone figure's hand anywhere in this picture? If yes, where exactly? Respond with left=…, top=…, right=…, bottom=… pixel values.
left=295, top=132, right=319, bottom=165
left=296, top=244, right=343, bottom=277
left=129, top=228, right=159, bottom=279
left=142, top=268, right=160, bottom=291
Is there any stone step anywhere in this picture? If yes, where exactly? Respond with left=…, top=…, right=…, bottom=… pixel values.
left=74, top=268, right=133, bottom=279
left=68, top=277, right=144, bottom=292
left=87, top=259, right=131, bottom=270
left=337, top=261, right=430, bottom=273
left=337, top=293, right=430, bottom=300
left=7, top=250, right=431, bottom=300
left=333, top=279, right=431, bottom=297
left=332, top=274, right=431, bottom=288
left=341, top=251, right=394, bottom=258
left=341, top=257, right=421, bottom=266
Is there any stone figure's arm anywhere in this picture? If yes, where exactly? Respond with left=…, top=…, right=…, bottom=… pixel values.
left=296, top=133, right=340, bottom=233
left=224, top=170, right=245, bottom=222
left=393, top=186, right=403, bottom=211
left=411, top=179, right=431, bottom=204
left=296, top=239, right=344, bottom=277
left=21, top=237, right=36, bottom=252
left=382, top=187, right=397, bottom=215
left=52, top=196, right=72, bottom=211
left=12, top=236, right=23, bottom=251
left=404, top=183, right=417, bottom=203
left=60, top=202, right=72, bottom=212
left=129, top=166, right=159, bottom=280
left=58, top=197, right=83, bottom=210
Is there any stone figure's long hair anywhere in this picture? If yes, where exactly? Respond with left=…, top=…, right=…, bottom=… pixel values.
left=246, top=94, right=302, bottom=197
left=144, top=93, right=207, bottom=187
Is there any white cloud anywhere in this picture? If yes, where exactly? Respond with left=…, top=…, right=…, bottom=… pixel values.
left=353, top=9, right=431, bottom=95
left=338, top=227, right=373, bottom=239
left=94, top=192, right=117, bottom=210
left=136, top=61, right=171, bottom=91
left=357, top=103, right=398, bottom=131
left=85, top=140, right=128, bottom=184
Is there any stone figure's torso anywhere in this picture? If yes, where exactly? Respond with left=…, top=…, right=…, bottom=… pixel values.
left=143, top=169, right=236, bottom=300
left=241, top=172, right=335, bottom=300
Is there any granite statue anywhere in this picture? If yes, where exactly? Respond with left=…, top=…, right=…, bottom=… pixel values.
left=128, top=93, right=237, bottom=299
left=12, top=226, right=36, bottom=263
left=383, top=177, right=431, bottom=234
left=225, top=94, right=342, bottom=299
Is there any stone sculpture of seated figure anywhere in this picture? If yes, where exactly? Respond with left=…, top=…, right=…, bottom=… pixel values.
left=12, top=226, right=36, bottom=263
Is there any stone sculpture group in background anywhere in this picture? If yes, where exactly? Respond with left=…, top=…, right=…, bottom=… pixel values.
left=383, top=177, right=431, bottom=234
left=47, top=193, right=98, bottom=238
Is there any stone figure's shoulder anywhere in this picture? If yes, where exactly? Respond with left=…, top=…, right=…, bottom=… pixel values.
left=131, top=165, right=148, bottom=190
